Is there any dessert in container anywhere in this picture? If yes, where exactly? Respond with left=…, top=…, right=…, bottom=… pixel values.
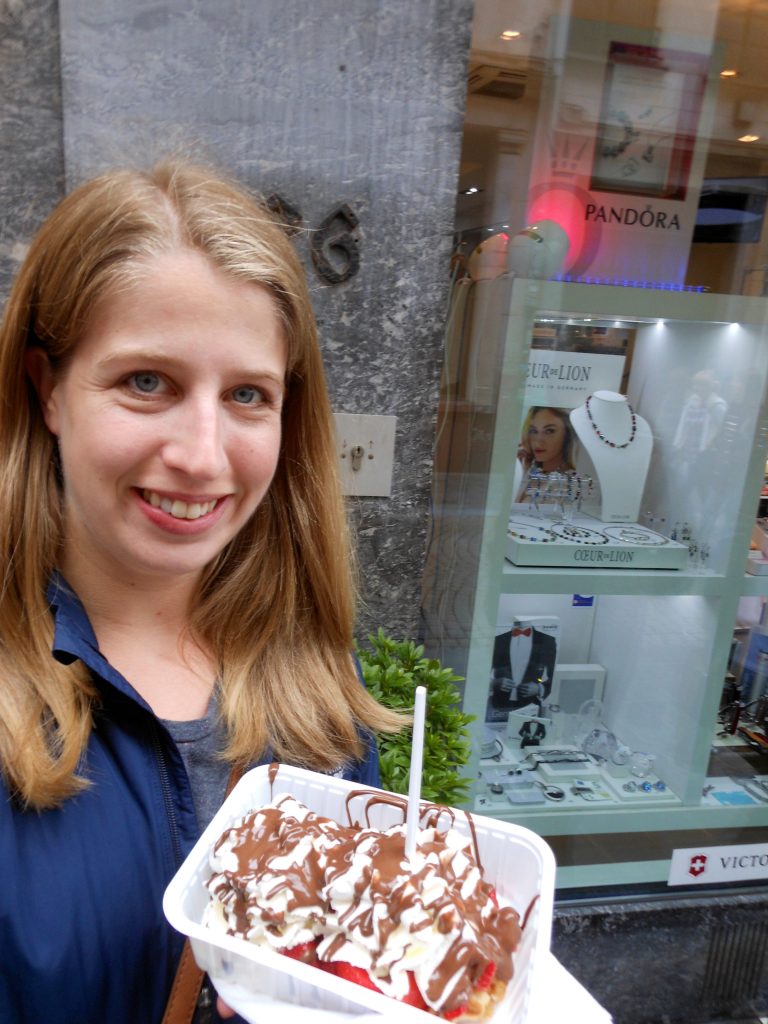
left=163, top=764, right=556, bottom=1024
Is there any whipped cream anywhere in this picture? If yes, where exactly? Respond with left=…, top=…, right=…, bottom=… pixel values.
left=205, top=794, right=521, bottom=1016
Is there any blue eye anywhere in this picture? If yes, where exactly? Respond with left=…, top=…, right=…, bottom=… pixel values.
left=131, top=372, right=161, bottom=393
left=231, top=386, right=261, bottom=404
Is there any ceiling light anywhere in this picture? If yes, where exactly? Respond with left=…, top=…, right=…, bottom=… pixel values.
left=738, top=134, right=760, bottom=143
left=720, top=68, right=738, bottom=78
left=500, top=29, right=521, bottom=40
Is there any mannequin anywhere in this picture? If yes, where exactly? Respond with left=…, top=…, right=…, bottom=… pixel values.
left=570, top=391, right=652, bottom=522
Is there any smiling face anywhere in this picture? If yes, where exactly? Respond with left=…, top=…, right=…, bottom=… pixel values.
left=527, top=408, right=568, bottom=471
left=33, top=249, right=287, bottom=591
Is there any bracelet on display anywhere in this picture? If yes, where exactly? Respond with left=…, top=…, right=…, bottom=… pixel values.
left=549, top=523, right=609, bottom=545
left=524, top=467, right=594, bottom=515
left=510, top=518, right=672, bottom=549
left=602, top=525, right=669, bottom=546
left=528, top=749, right=590, bottom=764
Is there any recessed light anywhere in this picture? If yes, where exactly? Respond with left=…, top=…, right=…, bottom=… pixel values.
left=500, top=29, right=521, bottom=40
left=460, top=185, right=481, bottom=195
left=738, top=134, right=760, bottom=143
left=720, top=68, right=738, bottom=78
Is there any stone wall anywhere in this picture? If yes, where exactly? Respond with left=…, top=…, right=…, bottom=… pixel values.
left=57, top=0, right=474, bottom=640
left=0, top=0, right=64, bottom=296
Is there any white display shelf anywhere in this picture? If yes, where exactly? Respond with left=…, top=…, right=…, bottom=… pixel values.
left=526, top=279, right=768, bottom=327
left=467, top=801, right=768, bottom=835
left=501, top=563, right=726, bottom=596
left=741, top=573, right=768, bottom=598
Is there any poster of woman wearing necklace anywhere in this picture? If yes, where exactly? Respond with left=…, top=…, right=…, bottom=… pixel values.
left=514, top=406, right=577, bottom=503
left=511, top=331, right=628, bottom=508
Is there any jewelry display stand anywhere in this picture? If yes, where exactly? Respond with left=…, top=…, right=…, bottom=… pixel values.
left=570, top=391, right=653, bottom=523
left=506, top=392, right=685, bottom=568
left=506, top=507, right=689, bottom=569
left=423, top=276, right=768, bottom=891
left=476, top=736, right=678, bottom=813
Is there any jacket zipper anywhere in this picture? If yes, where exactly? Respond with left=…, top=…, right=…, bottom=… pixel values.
left=153, top=725, right=183, bottom=868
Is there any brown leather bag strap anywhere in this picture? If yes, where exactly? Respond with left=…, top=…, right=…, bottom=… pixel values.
left=161, top=940, right=205, bottom=1024
left=162, top=761, right=246, bottom=1024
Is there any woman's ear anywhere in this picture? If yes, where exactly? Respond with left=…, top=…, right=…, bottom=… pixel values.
left=24, top=347, right=60, bottom=435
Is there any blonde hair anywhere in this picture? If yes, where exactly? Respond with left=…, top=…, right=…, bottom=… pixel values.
left=0, top=161, right=402, bottom=809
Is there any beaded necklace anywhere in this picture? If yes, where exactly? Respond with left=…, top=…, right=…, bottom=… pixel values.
left=585, top=395, right=637, bottom=449
left=507, top=520, right=556, bottom=543
left=549, top=523, right=608, bottom=545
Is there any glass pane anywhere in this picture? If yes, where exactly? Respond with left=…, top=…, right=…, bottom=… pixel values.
left=422, top=0, right=768, bottom=896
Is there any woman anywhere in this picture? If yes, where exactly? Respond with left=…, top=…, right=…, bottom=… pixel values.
left=0, top=162, right=403, bottom=1024
left=514, top=405, right=576, bottom=502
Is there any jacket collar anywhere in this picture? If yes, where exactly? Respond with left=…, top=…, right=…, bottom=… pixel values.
left=46, top=571, right=154, bottom=712
left=47, top=571, right=100, bottom=665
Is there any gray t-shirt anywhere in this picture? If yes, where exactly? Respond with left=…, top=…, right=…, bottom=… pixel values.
left=161, top=696, right=231, bottom=831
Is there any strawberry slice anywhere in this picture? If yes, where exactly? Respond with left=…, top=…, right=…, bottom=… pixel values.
left=315, top=959, right=338, bottom=973
left=402, top=972, right=428, bottom=1009
left=443, top=1003, right=469, bottom=1020
left=334, top=962, right=383, bottom=993
left=333, top=963, right=428, bottom=1010
left=477, top=961, right=496, bottom=990
left=440, top=963, right=495, bottom=1019
left=282, top=939, right=319, bottom=963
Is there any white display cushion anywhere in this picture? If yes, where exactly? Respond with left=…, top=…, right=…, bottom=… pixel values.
left=506, top=508, right=688, bottom=569
left=746, top=551, right=768, bottom=575
left=752, top=520, right=768, bottom=557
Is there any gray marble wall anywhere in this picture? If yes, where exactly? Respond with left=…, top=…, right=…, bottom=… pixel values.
left=0, top=0, right=64, bottom=297
left=57, top=0, right=474, bottom=640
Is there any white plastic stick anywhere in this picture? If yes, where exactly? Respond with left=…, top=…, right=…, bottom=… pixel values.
left=405, top=685, right=427, bottom=860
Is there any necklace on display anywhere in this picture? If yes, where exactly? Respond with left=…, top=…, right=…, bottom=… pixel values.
left=585, top=395, right=637, bottom=449
left=508, top=520, right=556, bottom=543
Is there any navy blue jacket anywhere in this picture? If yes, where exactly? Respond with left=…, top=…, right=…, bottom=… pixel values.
left=0, top=578, right=380, bottom=1024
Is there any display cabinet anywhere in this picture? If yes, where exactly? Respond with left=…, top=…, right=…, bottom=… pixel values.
left=426, top=276, right=768, bottom=894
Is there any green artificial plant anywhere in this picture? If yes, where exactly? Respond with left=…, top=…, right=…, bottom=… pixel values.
left=356, top=629, right=475, bottom=805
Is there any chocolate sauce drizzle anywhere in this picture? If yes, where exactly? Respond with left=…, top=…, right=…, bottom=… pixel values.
left=207, top=782, right=523, bottom=1016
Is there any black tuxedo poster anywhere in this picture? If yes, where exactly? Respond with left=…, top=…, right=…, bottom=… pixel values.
left=486, top=615, right=560, bottom=725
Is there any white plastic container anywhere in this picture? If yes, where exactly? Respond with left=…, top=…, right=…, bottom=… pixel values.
left=163, top=764, right=556, bottom=1024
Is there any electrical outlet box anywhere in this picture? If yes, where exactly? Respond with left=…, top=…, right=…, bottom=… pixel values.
left=333, top=413, right=396, bottom=497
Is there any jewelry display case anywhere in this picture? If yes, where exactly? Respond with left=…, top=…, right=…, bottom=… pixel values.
left=425, top=277, right=768, bottom=893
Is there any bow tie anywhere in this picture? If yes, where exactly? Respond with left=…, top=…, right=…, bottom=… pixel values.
left=512, top=627, right=532, bottom=637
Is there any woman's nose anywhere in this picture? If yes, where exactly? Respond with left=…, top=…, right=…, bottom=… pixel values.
left=161, top=397, right=228, bottom=481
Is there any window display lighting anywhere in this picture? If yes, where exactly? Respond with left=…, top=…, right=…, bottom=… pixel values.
left=550, top=273, right=707, bottom=292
